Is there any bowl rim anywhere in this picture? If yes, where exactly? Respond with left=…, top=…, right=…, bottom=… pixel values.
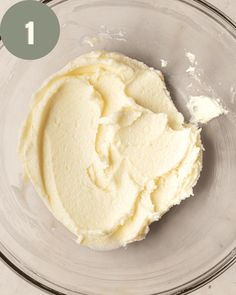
left=0, top=0, right=236, bottom=294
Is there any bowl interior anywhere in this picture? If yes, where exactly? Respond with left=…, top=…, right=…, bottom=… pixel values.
left=0, top=0, right=236, bottom=294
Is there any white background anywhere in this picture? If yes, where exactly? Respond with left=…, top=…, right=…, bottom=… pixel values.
left=0, top=0, right=236, bottom=294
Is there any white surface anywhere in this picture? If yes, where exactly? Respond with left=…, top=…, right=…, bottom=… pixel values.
left=0, top=0, right=236, bottom=294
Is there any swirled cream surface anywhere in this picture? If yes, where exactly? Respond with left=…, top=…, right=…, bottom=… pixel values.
left=19, top=51, right=203, bottom=250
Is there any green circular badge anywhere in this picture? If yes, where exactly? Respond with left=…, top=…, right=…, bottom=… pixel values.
left=0, top=0, right=60, bottom=60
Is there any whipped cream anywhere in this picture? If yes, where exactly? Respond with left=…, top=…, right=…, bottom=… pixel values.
left=19, top=51, right=203, bottom=250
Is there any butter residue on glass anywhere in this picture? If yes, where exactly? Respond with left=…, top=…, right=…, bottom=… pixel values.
left=19, top=51, right=203, bottom=250
left=187, top=95, right=228, bottom=124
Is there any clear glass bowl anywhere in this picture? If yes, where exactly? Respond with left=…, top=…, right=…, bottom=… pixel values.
left=0, top=0, right=236, bottom=294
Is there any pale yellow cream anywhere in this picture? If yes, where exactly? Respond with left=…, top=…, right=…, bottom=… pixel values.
left=19, top=51, right=203, bottom=250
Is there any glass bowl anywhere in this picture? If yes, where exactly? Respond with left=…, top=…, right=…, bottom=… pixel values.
left=0, top=0, right=236, bottom=294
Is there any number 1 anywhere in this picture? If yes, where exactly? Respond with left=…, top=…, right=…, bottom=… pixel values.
left=25, top=21, right=34, bottom=45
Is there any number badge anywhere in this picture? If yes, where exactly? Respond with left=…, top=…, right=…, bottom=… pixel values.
left=0, top=0, right=60, bottom=60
